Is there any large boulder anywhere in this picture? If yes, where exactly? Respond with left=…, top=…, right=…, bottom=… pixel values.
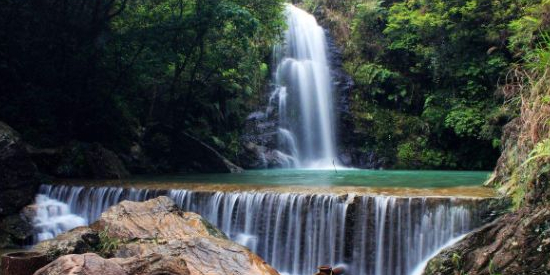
left=35, top=196, right=279, bottom=275
left=35, top=227, right=100, bottom=261
left=34, top=253, right=190, bottom=275
left=423, top=205, right=550, bottom=275
left=30, top=142, right=130, bottom=179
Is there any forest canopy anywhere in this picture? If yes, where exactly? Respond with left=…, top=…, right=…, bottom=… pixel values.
left=0, top=0, right=284, bottom=165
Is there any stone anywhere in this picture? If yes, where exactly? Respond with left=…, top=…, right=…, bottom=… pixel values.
left=30, top=142, right=130, bottom=179
left=0, top=121, right=41, bottom=218
left=423, top=205, right=550, bottom=275
left=0, top=121, right=42, bottom=248
left=89, top=196, right=228, bottom=242
left=34, top=253, right=190, bottom=275
left=34, top=253, right=127, bottom=275
left=35, top=227, right=100, bottom=261
left=36, top=196, right=279, bottom=275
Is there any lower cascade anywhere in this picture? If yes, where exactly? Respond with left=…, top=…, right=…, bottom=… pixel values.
left=34, top=184, right=492, bottom=275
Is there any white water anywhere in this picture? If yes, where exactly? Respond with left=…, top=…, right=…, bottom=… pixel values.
left=410, top=234, right=468, bottom=275
left=34, top=184, right=483, bottom=275
left=32, top=194, right=86, bottom=242
left=272, top=4, right=339, bottom=168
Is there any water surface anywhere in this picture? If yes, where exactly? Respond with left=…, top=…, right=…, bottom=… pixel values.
left=56, top=169, right=495, bottom=197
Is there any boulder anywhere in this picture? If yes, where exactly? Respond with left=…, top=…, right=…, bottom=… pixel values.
left=0, top=121, right=41, bottom=218
left=35, top=227, right=100, bottom=261
left=423, top=205, right=550, bottom=275
left=89, top=196, right=228, bottom=242
left=30, top=142, right=130, bottom=179
left=34, top=253, right=190, bottom=275
left=92, top=197, right=277, bottom=275
left=35, top=196, right=279, bottom=275
left=34, top=253, right=127, bottom=275
left=0, top=121, right=41, bottom=247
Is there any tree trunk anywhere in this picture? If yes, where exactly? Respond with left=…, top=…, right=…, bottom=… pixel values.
left=1, top=252, right=49, bottom=275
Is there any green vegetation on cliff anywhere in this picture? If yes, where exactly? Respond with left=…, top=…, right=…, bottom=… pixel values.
left=307, top=0, right=549, bottom=170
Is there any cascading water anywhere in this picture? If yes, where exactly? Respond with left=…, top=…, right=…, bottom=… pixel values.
left=34, top=184, right=490, bottom=275
left=270, top=4, right=338, bottom=168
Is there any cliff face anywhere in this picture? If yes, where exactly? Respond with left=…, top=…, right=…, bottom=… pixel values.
left=423, top=69, right=550, bottom=274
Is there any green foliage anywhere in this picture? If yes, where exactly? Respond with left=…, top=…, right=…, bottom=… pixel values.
left=337, top=0, right=546, bottom=169
left=444, top=105, right=486, bottom=138
left=0, top=0, right=285, bottom=166
left=98, top=226, right=120, bottom=257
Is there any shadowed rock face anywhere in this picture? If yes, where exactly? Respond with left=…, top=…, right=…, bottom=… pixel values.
left=0, top=121, right=41, bottom=247
left=0, top=121, right=41, bottom=218
left=36, top=196, right=279, bottom=275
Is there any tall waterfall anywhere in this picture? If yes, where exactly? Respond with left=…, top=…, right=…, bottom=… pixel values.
left=34, top=184, right=491, bottom=275
left=271, top=4, right=338, bottom=168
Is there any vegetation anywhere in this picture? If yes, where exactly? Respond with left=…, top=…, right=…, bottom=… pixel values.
left=305, top=0, right=550, bottom=169
left=1, top=0, right=550, bottom=172
left=0, top=0, right=284, bottom=171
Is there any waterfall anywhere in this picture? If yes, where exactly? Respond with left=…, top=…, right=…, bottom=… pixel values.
left=271, top=4, right=338, bottom=168
left=34, top=184, right=487, bottom=275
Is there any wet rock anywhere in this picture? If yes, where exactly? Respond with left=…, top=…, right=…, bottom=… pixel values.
left=238, top=142, right=293, bottom=168
left=35, top=227, right=100, bottom=261
left=30, top=142, right=130, bottom=179
left=423, top=205, right=550, bottom=275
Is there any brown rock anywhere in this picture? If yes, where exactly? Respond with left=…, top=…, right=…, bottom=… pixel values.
left=423, top=205, right=550, bottom=275
left=112, top=253, right=190, bottom=275
left=92, top=196, right=278, bottom=275
left=34, top=253, right=127, bottom=275
left=34, top=227, right=100, bottom=261
left=34, top=252, right=190, bottom=275
left=90, top=196, right=227, bottom=242
left=37, top=196, right=279, bottom=275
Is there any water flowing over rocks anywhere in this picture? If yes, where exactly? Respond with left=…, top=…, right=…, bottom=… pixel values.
left=423, top=204, right=550, bottom=275
left=241, top=4, right=355, bottom=169
left=34, top=183, right=503, bottom=275
left=35, top=196, right=279, bottom=275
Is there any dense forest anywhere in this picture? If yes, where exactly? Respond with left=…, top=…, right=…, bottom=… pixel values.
left=1, top=0, right=549, bottom=172
left=0, top=0, right=285, bottom=173
left=307, top=0, right=550, bottom=170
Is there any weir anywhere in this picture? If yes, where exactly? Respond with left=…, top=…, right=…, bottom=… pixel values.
left=34, top=184, right=496, bottom=275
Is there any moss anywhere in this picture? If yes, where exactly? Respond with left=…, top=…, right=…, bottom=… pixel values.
left=200, top=218, right=229, bottom=240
